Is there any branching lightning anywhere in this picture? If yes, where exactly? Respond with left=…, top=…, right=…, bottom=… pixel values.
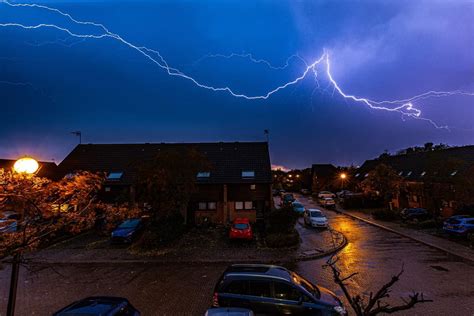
left=1, top=0, right=473, bottom=130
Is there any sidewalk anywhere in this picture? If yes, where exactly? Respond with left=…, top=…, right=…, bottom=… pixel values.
left=333, top=206, right=474, bottom=264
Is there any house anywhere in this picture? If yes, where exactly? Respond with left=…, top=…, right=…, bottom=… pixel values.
left=0, top=158, right=58, bottom=179
left=311, top=164, right=337, bottom=193
left=57, top=142, right=273, bottom=225
left=355, top=146, right=474, bottom=217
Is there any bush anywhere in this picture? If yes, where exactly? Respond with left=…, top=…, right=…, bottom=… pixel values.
left=371, top=209, right=398, bottom=221
left=265, top=230, right=300, bottom=248
left=135, top=212, right=185, bottom=249
left=267, top=206, right=299, bottom=234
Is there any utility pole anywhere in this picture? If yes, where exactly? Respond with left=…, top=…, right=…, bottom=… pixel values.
left=71, top=131, right=82, bottom=144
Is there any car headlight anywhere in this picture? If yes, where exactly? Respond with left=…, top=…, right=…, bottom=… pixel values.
left=334, top=305, right=346, bottom=315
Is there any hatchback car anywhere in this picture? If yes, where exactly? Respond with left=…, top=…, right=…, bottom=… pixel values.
left=229, top=218, right=253, bottom=240
left=213, top=264, right=346, bottom=315
left=282, top=193, right=296, bottom=205
left=304, top=209, right=328, bottom=228
left=111, top=218, right=143, bottom=244
left=53, top=296, right=140, bottom=315
left=318, top=191, right=335, bottom=199
left=319, top=198, right=336, bottom=208
left=443, top=216, right=474, bottom=236
left=292, top=202, right=305, bottom=214
left=400, top=208, right=430, bottom=222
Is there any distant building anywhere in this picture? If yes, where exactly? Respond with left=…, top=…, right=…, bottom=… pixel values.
left=57, top=142, right=273, bottom=225
left=311, top=164, right=337, bottom=193
left=0, top=158, right=58, bottom=179
left=355, top=146, right=474, bottom=216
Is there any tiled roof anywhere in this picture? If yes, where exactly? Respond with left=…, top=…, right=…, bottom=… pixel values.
left=0, top=159, right=58, bottom=179
left=57, top=142, right=272, bottom=184
left=355, top=146, right=474, bottom=181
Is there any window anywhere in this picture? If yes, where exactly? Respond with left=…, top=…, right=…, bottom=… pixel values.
left=104, top=186, right=111, bottom=192
left=198, top=202, right=207, bottom=210
left=273, top=282, right=302, bottom=301
left=355, top=173, right=360, bottom=177
left=225, top=280, right=248, bottom=295
left=420, top=171, right=426, bottom=177
left=406, top=171, right=412, bottom=176
left=197, top=171, right=210, bottom=178
left=250, top=184, right=256, bottom=190
left=235, top=201, right=244, bottom=210
left=242, top=171, right=255, bottom=178
left=244, top=201, right=254, bottom=209
left=364, top=173, right=369, bottom=178
left=107, top=172, right=123, bottom=180
left=450, top=170, right=458, bottom=176
left=208, top=202, right=217, bottom=210
left=248, top=280, right=272, bottom=298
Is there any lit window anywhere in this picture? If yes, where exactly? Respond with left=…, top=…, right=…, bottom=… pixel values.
left=420, top=171, right=426, bottom=177
left=107, top=172, right=123, bottom=180
left=104, top=186, right=111, bottom=192
left=250, top=184, right=256, bottom=190
left=198, top=202, right=207, bottom=210
left=208, top=202, right=217, bottom=210
left=244, top=201, right=253, bottom=210
left=235, top=201, right=244, bottom=210
left=242, top=171, right=255, bottom=178
left=197, top=171, right=210, bottom=178
left=450, top=170, right=458, bottom=176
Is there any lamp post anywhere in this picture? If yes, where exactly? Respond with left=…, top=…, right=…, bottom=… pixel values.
left=340, top=173, right=347, bottom=190
left=7, top=157, right=39, bottom=316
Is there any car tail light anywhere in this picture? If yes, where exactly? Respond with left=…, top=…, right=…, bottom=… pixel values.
left=212, top=292, right=219, bottom=307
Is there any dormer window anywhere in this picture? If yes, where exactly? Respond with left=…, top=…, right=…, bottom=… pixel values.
left=364, top=173, right=369, bottom=178
left=242, top=171, right=255, bottom=178
left=355, top=173, right=360, bottom=177
left=398, top=171, right=404, bottom=176
left=420, top=171, right=426, bottom=177
left=197, top=171, right=210, bottom=178
left=406, top=171, right=412, bottom=176
left=451, top=170, right=458, bottom=176
left=107, top=172, right=123, bottom=180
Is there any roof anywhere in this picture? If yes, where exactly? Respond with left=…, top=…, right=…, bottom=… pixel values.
left=57, top=142, right=272, bottom=184
left=223, top=264, right=292, bottom=282
left=311, top=164, right=337, bottom=178
left=355, top=146, right=474, bottom=181
left=0, top=159, right=58, bottom=179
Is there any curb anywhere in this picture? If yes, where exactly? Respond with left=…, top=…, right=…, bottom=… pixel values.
left=332, top=208, right=474, bottom=265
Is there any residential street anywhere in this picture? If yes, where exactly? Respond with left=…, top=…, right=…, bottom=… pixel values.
left=294, top=194, right=474, bottom=316
left=1, top=195, right=473, bottom=315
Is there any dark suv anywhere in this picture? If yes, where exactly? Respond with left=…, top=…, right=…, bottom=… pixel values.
left=212, top=264, right=346, bottom=315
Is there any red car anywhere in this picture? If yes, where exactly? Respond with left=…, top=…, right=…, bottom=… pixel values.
left=229, top=218, right=253, bottom=240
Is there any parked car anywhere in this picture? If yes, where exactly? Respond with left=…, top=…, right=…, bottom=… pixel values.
left=229, top=218, right=253, bottom=240
left=205, top=307, right=254, bottom=316
left=53, top=296, right=140, bottom=315
left=443, top=216, right=474, bottom=236
left=272, top=189, right=280, bottom=196
left=304, top=209, right=328, bottom=228
left=319, top=197, right=336, bottom=208
left=400, top=208, right=431, bottom=222
left=318, top=191, right=336, bottom=199
left=213, top=264, right=346, bottom=315
left=281, top=193, right=295, bottom=205
left=300, top=189, right=310, bottom=195
left=111, top=218, right=144, bottom=244
left=292, top=201, right=305, bottom=214
left=336, top=190, right=353, bottom=199
left=0, top=211, right=19, bottom=233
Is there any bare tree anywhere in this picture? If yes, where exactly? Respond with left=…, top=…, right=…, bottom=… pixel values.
left=325, top=256, right=432, bottom=315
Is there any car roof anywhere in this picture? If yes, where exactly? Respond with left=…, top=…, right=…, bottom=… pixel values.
left=308, top=208, right=322, bottom=212
left=223, top=264, right=292, bottom=282
left=54, top=297, right=129, bottom=315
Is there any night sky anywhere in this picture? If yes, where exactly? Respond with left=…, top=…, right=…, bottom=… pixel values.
left=1, top=0, right=473, bottom=169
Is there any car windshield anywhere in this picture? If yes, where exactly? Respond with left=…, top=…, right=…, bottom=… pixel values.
left=291, top=272, right=320, bottom=299
left=234, top=223, right=249, bottom=230
left=119, top=219, right=140, bottom=228
left=310, top=211, right=323, bottom=218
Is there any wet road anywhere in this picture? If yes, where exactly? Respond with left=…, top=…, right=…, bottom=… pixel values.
left=294, top=194, right=474, bottom=315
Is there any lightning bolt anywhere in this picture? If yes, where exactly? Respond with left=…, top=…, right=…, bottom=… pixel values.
left=1, top=0, right=472, bottom=130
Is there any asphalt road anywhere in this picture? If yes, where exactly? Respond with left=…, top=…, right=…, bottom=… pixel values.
left=294, top=194, right=474, bottom=316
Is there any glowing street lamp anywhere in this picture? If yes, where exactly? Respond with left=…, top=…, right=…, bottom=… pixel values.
left=340, top=173, right=347, bottom=180
left=13, top=157, right=39, bottom=174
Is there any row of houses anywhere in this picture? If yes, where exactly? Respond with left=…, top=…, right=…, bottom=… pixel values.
left=2, top=142, right=273, bottom=226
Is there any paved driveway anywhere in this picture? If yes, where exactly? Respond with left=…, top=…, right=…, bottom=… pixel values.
left=293, top=194, right=474, bottom=316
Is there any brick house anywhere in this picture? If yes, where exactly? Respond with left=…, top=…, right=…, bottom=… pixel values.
left=57, top=142, right=273, bottom=225
left=355, top=146, right=474, bottom=217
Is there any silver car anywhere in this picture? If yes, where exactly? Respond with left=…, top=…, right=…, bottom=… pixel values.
left=304, top=209, right=328, bottom=228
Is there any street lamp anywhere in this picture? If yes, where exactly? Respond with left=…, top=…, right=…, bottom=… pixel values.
left=13, top=157, right=39, bottom=174
left=339, top=173, right=347, bottom=189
